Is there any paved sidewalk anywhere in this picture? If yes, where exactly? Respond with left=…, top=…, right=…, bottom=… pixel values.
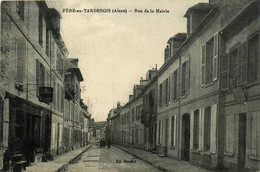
left=25, top=145, right=92, bottom=172
left=114, top=145, right=212, bottom=172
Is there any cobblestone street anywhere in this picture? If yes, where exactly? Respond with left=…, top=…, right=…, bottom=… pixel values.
left=66, top=145, right=159, bottom=172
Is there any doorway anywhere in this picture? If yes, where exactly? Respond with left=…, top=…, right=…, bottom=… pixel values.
left=238, top=113, right=247, bottom=169
left=182, top=114, right=190, bottom=161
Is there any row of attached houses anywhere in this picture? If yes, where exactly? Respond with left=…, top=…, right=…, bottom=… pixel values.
left=107, top=0, right=260, bottom=171
left=0, top=1, right=92, bottom=171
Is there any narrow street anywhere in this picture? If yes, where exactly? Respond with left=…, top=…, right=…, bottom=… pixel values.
left=66, top=144, right=160, bottom=172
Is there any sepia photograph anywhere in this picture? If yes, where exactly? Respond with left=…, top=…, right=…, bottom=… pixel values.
left=0, top=0, right=260, bottom=171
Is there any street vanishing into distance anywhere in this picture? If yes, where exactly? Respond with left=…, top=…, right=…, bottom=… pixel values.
left=66, top=143, right=160, bottom=172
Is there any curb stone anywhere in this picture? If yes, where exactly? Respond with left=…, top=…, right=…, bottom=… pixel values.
left=113, top=145, right=167, bottom=172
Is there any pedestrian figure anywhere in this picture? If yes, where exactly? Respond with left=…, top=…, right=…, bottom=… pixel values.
left=107, top=139, right=111, bottom=149
left=99, top=139, right=103, bottom=148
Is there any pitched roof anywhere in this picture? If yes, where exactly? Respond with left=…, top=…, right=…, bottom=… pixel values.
left=184, top=3, right=216, bottom=17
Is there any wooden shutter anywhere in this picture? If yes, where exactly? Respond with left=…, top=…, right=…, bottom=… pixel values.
left=210, top=104, right=217, bottom=153
left=185, top=59, right=190, bottom=93
left=199, top=108, right=204, bottom=151
left=201, top=44, right=206, bottom=85
left=242, top=41, right=248, bottom=84
left=221, top=53, right=229, bottom=90
left=171, top=73, right=175, bottom=101
left=61, top=87, right=64, bottom=112
left=36, top=60, right=40, bottom=96
left=251, top=112, right=257, bottom=156
left=213, top=33, right=218, bottom=81
left=162, top=80, right=166, bottom=106
left=225, top=114, right=234, bottom=153
left=176, top=68, right=180, bottom=98
left=53, top=78, right=56, bottom=108
left=168, top=76, right=171, bottom=102
left=16, top=37, right=26, bottom=83
left=237, top=45, right=243, bottom=85
left=190, top=110, right=194, bottom=150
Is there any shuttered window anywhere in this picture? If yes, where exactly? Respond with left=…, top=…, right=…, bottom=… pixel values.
left=36, top=60, right=45, bottom=97
left=46, top=28, right=50, bottom=56
left=213, top=33, right=219, bottom=81
left=229, top=48, right=238, bottom=88
left=204, top=106, right=211, bottom=151
left=242, top=42, right=248, bottom=84
left=165, top=78, right=169, bottom=104
left=202, top=44, right=206, bottom=85
left=172, top=70, right=178, bottom=101
left=176, top=68, right=180, bottom=98
left=53, top=77, right=56, bottom=108
left=38, top=10, right=43, bottom=46
left=206, top=38, right=214, bottom=84
left=251, top=111, right=260, bottom=157
left=248, top=34, right=260, bottom=82
left=171, top=115, right=176, bottom=147
left=185, top=58, right=190, bottom=93
left=16, top=37, right=26, bottom=84
left=162, top=80, right=166, bottom=106
left=181, top=59, right=190, bottom=96
left=181, top=61, right=186, bottom=96
left=210, top=104, right=217, bottom=153
left=167, top=76, right=171, bottom=103
left=193, top=110, right=199, bottom=150
left=202, top=33, right=218, bottom=85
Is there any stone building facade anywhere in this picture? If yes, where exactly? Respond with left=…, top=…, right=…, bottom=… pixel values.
left=0, top=1, right=91, bottom=171
left=107, top=0, right=260, bottom=171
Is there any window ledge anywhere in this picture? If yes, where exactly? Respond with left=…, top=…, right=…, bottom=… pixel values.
left=172, top=98, right=178, bottom=102
left=249, top=156, right=260, bottom=161
left=204, top=82, right=214, bottom=88
left=224, top=152, right=233, bottom=157
left=191, top=149, right=200, bottom=153
left=244, top=80, right=260, bottom=89
left=201, top=151, right=211, bottom=155
left=181, top=92, right=189, bottom=99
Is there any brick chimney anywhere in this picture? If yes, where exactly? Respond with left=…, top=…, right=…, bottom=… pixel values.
left=129, top=95, right=133, bottom=101
left=167, top=33, right=187, bottom=58
left=69, top=58, right=79, bottom=67
left=164, top=45, right=170, bottom=62
left=209, top=0, right=221, bottom=4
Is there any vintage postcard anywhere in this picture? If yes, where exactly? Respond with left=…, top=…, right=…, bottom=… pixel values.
left=0, top=0, right=260, bottom=171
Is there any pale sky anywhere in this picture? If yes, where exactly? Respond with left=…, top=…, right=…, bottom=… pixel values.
left=51, top=0, right=208, bottom=121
